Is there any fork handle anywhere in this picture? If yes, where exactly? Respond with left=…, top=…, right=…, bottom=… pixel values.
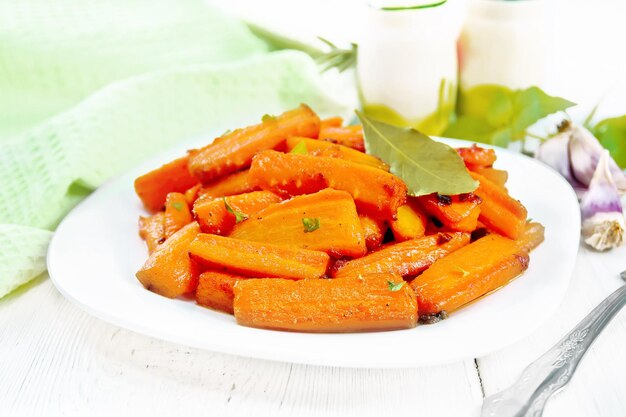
left=482, top=284, right=626, bottom=417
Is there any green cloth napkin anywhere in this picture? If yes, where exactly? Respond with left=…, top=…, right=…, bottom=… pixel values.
left=0, top=0, right=350, bottom=298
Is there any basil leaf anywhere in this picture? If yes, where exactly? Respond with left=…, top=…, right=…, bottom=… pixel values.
left=302, top=217, right=320, bottom=233
left=357, top=111, right=478, bottom=196
left=171, top=201, right=184, bottom=212
left=592, top=115, right=626, bottom=168
left=290, top=140, right=308, bottom=155
left=223, top=198, right=248, bottom=223
left=387, top=280, right=405, bottom=291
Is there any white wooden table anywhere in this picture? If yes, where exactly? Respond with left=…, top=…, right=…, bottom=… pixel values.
left=1, top=244, right=625, bottom=416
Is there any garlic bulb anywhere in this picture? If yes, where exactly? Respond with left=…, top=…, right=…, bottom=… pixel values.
left=537, top=122, right=626, bottom=197
left=568, top=125, right=626, bottom=193
left=580, top=151, right=625, bottom=251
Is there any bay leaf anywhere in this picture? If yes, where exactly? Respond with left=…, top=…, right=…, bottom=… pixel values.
left=357, top=111, right=478, bottom=196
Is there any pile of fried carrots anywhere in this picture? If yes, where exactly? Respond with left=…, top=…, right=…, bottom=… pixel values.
left=134, top=104, right=544, bottom=332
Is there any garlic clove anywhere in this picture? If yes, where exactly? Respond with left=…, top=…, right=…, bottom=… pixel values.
left=580, top=150, right=625, bottom=251
left=536, top=130, right=586, bottom=194
left=569, top=125, right=626, bottom=193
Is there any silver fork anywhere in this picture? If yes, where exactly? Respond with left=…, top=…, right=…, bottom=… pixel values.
left=481, top=270, right=626, bottom=417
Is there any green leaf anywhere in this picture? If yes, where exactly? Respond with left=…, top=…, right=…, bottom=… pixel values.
left=223, top=198, right=248, bottom=223
left=510, top=87, right=576, bottom=134
left=446, top=84, right=575, bottom=147
left=262, top=114, right=276, bottom=123
left=387, top=280, right=405, bottom=291
left=171, top=201, right=184, bottom=212
left=592, top=115, right=626, bottom=168
left=357, top=111, right=478, bottom=196
left=290, top=140, right=308, bottom=155
left=302, top=217, right=320, bottom=233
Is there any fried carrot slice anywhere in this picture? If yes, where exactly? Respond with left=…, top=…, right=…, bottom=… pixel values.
left=359, top=214, right=387, bottom=250
left=233, top=273, right=417, bottom=332
left=136, top=222, right=200, bottom=298
left=318, top=125, right=365, bottom=152
left=320, top=116, right=343, bottom=128
left=196, top=271, right=245, bottom=314
left=134, top=157, right=199, bottom=212
left=249, top=150, right=407, bottom=219
left=199, top=169, right=257, bottom=199
left=163, top=192, right=193, bottom=238
left=193, top=191, right=281, bottom=235
left=410, top=234, right=529, bottom=315
left=229, top=189, right=366, bottom=258
left=471, top=167, right=508, bottom=189
left=286, top=137, right=389, bottom=171
left=418, top=193, right=481, bottom=233
left=188, top=105, right=321, bottom=183
left=189, top=234, right=330, bottom=279
left=333, top=232, right=470, bottom=278
left=515, top=221, right=545, bottom=253
left=138, top=212, right=165, bottom=254
left=390, top=199, right=428, bottom=242
left=470, top=171, right=528, bottom=239
left=457, top=144, right=497, bottom=168
left=183, top=184, right=202, bottom=206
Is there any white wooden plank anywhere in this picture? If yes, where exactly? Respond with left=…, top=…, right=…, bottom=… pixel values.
left=0, top=277, right=482, bottom=417
left=477, top=245, right=626, bottom=417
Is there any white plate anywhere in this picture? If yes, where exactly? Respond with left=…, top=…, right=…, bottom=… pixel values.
left=48, top=136, right=580, bottom=368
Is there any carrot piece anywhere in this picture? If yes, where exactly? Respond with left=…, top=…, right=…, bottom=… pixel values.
left=249, top=150, right=407, bottom=220
left=333, top=232, right=470, bottom=278
left=470, top=171, right=528, bottom=239
left=516, top=221, right=545, bottom=253
left=163, top=192, right=193, bottom=238
left=320, top=116, right=343, bottom=128
left=410, top=234, right=529, bottom=315
left=233, top=273, right=417, bottom=332
left=188, top=105, right=321, bottom=183
left=138, top=213, right=165, bottom=254
left=457, top=144, right=497, bottom=168
left=189, top=234, right=330, bottom=279
left=193, top=191, right=281, bottom=235
left=389, top=199, right=428, bottom=242
left=472, top=167, right=508, bottom=189
left=286, top=137, right=389, bottom=171
left=229, top=189, right=366, bottom=258
left=359, top=214, right=387, bottom=250
left=196, top=271, right=245, bottom=314
left=184, top=184, right=202, bottom=205
left=418, top=193, right=481, bottom=233
left=136, top=222, right=200, bottom=298
left=318, top=125, right=365, bottom=152
left=199, top=169, right=257, bottom=199
left=134, top=157, right=199, bottom=212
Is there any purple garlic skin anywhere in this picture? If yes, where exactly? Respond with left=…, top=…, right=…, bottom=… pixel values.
left=580, top=150, right=625, bottom=251
left=537, top=123, right=626, bottom=197
left=568, top=125, right=626, bottom=193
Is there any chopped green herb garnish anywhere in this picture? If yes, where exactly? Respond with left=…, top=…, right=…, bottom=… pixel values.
left=223, top=198, right=248, bottom=223
left=456, top=267, right=470, bottom=278
left=171, top=201, right=184, bottom=212
left=262, top=114, right=277, bottom=123
left=220, top=129, right=232, bottom=137
left=302, top=217, right=320, bottom=233
left=290, top=140, right=308, bottom=155
left=387, top=280, right=405, bottom=291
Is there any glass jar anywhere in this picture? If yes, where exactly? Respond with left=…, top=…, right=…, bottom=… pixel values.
left=357, top=1, right=463, bottom=135
left=459, top=0, right=549, bottom=90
